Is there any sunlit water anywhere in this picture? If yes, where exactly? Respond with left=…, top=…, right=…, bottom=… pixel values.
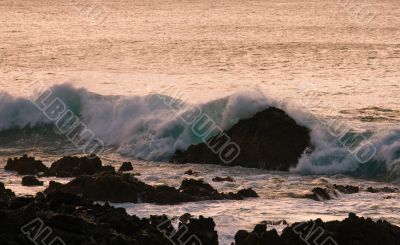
left=1, top=0, right=400, bottom=244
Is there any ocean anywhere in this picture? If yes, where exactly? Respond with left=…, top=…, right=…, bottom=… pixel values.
left=1, top=0, right=399, bottom=243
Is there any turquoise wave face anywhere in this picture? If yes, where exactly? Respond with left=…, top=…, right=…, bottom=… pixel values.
left=1, top=83, right=400, bottom=181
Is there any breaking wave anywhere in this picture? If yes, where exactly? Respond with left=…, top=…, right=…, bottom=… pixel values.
left=0, top=83, right=399, bottom=181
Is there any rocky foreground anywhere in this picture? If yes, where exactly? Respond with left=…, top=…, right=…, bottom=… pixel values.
left=235, top=213, right=400, bottom=245
left=5, top=155, right=258, bottom=205
left=1, top=183, right=400, bottom=245
left=172, top=107, right=312, bottom=170
left=0, top=183, right=219, bottom=245
left=3, top=154, right=400, bottom=244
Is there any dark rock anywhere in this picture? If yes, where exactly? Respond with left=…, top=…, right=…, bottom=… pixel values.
left=303, top=187, right=334, bottom=201
left=181, top=216, right=218, bottom=245
left=366, top=186, right=398, bottom=193
left=45, top=173, right=258, bottom=204
left=141, top=184, right=196, bottom=205
left=237, top=188, right=259, bottom=198
left=5, top=155, right=48, bottom=175
left=179, top=213, right=193, bottom=223
left=46, top=155, right=115, bottom=177
left=8, top=196, right=35, bottom=209
left=171, top=107, right=312, bottom=171
left=118, top=162, right=133, bottom=172
left=21, top=176, right=43, bottom=186
left=179, top=179, right=219, bottom=197
left=212, top=176, right=235, bottom=182
left=234, top=213, right=400, bottom=245
left=0, top=190, right=217, bottom=245
left=301, top=185, right=359, bottom=201
left=45, top=172, right=147, bottom=203
left=262, top=220, right=288, bottom=226
left=184, top=169, right=199, bottom=175
left=0, top=182, right=15, bottom=205
left=235, top=227, right=285, bottom=245
left=333, top=184, right=359, bottom=194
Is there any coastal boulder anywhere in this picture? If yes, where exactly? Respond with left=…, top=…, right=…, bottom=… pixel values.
left=181, top=216, right=219, bottom=245
left=333, top=184, right=359, bottom=194
left=172, top=107, right=311, bottom=171
left=118, top=162, right=133, bottom=172
left=46, top=155, right=115, bottom=177
left=5, top=155, right=48, bottom=175
left=366, top=186, right=398, bottom=193
left=21, top=176, right=44, bottom=186
left=212, top=176, right=235, bottom=182
left=45, top=172, right=147, bottom=203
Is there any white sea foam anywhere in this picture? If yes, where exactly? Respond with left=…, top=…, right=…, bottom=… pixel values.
left=0, top=83, right=399, bottom=179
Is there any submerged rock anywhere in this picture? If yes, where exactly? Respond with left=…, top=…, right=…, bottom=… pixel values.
left=333, top=184, right=359, bottom=194
left=46, top=155, right=115, bottom=177
left=5, top=155, right=48, bottom=175
left=301, top=187, right=336, bottom=201
left=237, top=188, right=259, bottom=198
left=45, top=173, right=259, bottom=204
left=212, top=176, right=235, bottom=182
left=118, top=162, right=133, bottom=172
left=301, top=185, right=360, bottom=201
left=234, top=213, right=400, bottom=245
left=184, top=169, right=199, bottom=175
left=366, top=186, right=398, bottom=193
left=21, top=176, right=43, bottom=186
left=171, top=107, right=312, bottom=171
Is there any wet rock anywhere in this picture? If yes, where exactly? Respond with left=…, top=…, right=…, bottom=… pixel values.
left=179, top=213, right=193, bottom=223
left=0, top=190, right=217, bottom=245
left=172, top=107, right=312, bottom=171
left=8, top=196, right=35, bottom=209
left=45, top=173, right=259, bottom=204
left=235, top=225, right=284, bottom=245
left=304, top=187, right=334, bottom=201
left=21, top=176, right=43, bottom=186
left=184, top=169, right=199, bottom=175
left=234, top=213, right=400, bottom=245
left=45, top=172, right=147, bottom=203
left=366, top=186, right=398, bottom=193
left=333, top=184, right=359, bottom=194
left=0, top=182, right=15, bottom=205
left=46, top=155, right=115, bottom=177
left=262, top=220, right=288, bottom=226
left=212, top=176, right=235, bottom=182
left=118, top=162, right=133, bottom=172
left=178, top=179, right=258, bottom=201
left=5, top=155, right=48, bottom=175
left=237, top=188, right=259, bottom=198
left=182, top=216, right=218, bottom=245
left=179, top=179, right=219, bottom=197
left=301, top=185, right=359, bottom=201
left=141, top=184, right=196, bottom=205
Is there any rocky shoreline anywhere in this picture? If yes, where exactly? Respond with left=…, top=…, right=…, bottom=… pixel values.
left=1, top=182, right=400, bottom=245
left=1, top=154, right=400, bottom=244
